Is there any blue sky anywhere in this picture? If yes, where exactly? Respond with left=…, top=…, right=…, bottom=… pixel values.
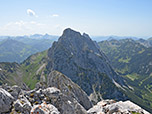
left=0, top=0, right=152, bottom=37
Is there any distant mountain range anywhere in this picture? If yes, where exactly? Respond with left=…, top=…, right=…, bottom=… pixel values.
left=0, top=33, right=58, bottom=40
left=137, top=37, right=152, bottom=47
left=0, top=34, right=58, bottom=63
left=91, top=35, right=140, bottom=41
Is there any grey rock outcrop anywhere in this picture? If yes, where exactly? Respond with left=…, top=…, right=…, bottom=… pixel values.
left=13, top=96, right=32, bottom=114
left=9, top=85, right=21, bottom=99
left=0, top=88, right=14, bottom=113
left=87, top=100, right=150, bottom=114
left=31, top=102, right=60, bottom=114
left=7, top=80, right=87, bottom=114
left=47, top=28, right=127, bottom=101
left=47, top=70, right=93, bottom=110
left=42, top=87, right=87, bottom=114
left=35, top=82, right=47, bottom=90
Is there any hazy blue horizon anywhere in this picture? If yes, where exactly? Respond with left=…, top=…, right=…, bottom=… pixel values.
left=0, top=32, right=149, bottom=41
left=0, top=0, right=152, bottom=38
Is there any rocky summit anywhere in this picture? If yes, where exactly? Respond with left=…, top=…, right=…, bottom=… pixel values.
left=47, top=28, right=127, bottom=101
left=0, top=70, right=150, bottom=114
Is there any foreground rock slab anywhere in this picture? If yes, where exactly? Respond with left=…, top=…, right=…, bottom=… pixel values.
left=0, top=88, right=14, bottom=113
left=87, top=100, right=150, bottom=114
left=47, top=70, right=93, bottom=110
left=31, top=102, right=60, bottom=114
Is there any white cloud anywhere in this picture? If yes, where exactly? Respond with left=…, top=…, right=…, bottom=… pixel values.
left=0, top=21, right=46, bottom=35
left=0, top=16, right=65, bottom=35
left=27, top=9, right=37, bottom=17
left=52, top=14, right=59, bottom=17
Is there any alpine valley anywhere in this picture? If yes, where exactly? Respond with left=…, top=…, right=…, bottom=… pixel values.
left=0, top=28, right=151, bottom=114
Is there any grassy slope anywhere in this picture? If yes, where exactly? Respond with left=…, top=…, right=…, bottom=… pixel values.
left=20, top=50, right=48, bottom=89
left=0, top=62, right=20, bottom=85
left=0, top=50, right=48, bottom=89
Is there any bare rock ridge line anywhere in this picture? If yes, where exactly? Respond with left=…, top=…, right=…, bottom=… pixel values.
left=47, top=70, right=93, bottom=110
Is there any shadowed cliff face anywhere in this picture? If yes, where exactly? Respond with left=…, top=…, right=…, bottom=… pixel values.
left=47, top=28, right=127, bottom=101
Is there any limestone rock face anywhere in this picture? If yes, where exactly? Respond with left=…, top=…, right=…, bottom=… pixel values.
left=0, top=88, right=14, bottom=113
left=47, top=28, right=127, bottom=101
left=87, top=100, right=150, bottom=114
left=42, top=87, right=87, bottom=114
left=1, top=84, right=22, bottom=100
left=9, top=85, right=87, bottom=114
left=13, top=96, right=32, bottom=114
left=31, top=102, right=60, bottom=114
left=47, top=70, right=93, bottom=110
left=9, top=85, right=21, bottom=99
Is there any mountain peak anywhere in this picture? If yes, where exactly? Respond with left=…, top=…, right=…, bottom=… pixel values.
left=48, top=29, right=127, bottom=101
left=59, top=28, right=93, bottom=45
left=62, top=28, right=91, bottom=39
left=83, top=33, right=90, bottom=38
left=63, top=28, right=79, bottom=34
left=61, top=28, right=81, bottom=38
left=56, top=28, right=100, bottom=54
